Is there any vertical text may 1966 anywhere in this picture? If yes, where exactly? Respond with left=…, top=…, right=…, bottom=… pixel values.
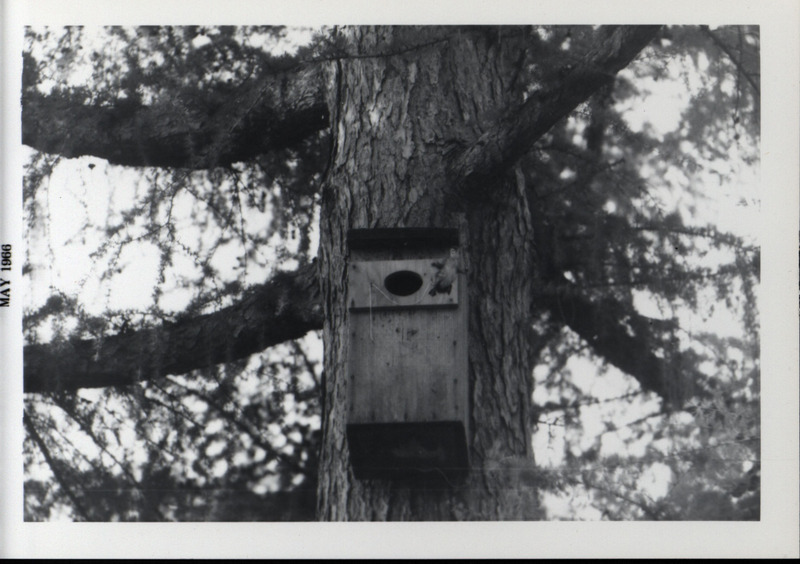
left=1, top=244, right=12, bottom=307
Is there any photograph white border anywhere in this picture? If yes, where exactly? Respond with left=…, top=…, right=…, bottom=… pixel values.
left=1, top=0, right=797, bottom=558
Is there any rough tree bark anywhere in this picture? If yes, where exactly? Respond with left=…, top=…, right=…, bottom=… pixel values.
left=315, top=27, right=539, bottom=520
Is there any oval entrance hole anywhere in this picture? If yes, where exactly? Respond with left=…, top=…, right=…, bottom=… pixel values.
left=384, top=270, right=423, bottom=296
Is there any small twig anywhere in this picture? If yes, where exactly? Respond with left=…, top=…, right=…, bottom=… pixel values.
left=24, top=412, right=92, bottom=521
left=701, top=26, right=759, bottom=98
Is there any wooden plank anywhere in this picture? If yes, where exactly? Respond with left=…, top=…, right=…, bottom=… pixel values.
left=348, top=273, right=468, bottom=428
left=348, top=259, right=458, bottom=310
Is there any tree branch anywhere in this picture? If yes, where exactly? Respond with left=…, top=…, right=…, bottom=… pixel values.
left=162, top=376, right=306, bottom=474
left=449, top=25, right=661, bottom=195
left=540, top=284, right=702, bottom=407
left=22, top=66, right=329, bottom=169
left=24, top=412, right=91, bottom=521
left=24, top=263, right=323, bottom=394
left=579, top=473, right=665, bottom=520
left=700, top=26, right=760, bottom=97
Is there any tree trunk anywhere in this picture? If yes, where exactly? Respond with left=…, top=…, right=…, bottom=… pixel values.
left=316, top=27, right=542, bottom=520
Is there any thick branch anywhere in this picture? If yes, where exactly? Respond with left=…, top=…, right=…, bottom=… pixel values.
left=22, top=66, right=329, bottom=169
left=24, top=263, right=323, bottom=394
left=540, top=285, right=701, bottom=406
left=449, top=25, right=661, bottom=194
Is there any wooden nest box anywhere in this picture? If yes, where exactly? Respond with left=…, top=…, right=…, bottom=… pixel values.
left=345, top=228, right=469, bottom=483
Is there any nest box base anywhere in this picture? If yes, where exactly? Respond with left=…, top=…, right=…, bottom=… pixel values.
left=346, top=421, right=469, bottom=485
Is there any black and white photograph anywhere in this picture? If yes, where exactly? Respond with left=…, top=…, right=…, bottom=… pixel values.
left=1, top=0, right=797, bottom=558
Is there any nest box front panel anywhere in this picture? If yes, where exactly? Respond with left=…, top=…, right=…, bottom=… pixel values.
left=347, top=258, right=467, bottom=426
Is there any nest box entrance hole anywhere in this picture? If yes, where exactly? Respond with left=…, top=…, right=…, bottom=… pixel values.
left=383, top=270, right=424, bottom=296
